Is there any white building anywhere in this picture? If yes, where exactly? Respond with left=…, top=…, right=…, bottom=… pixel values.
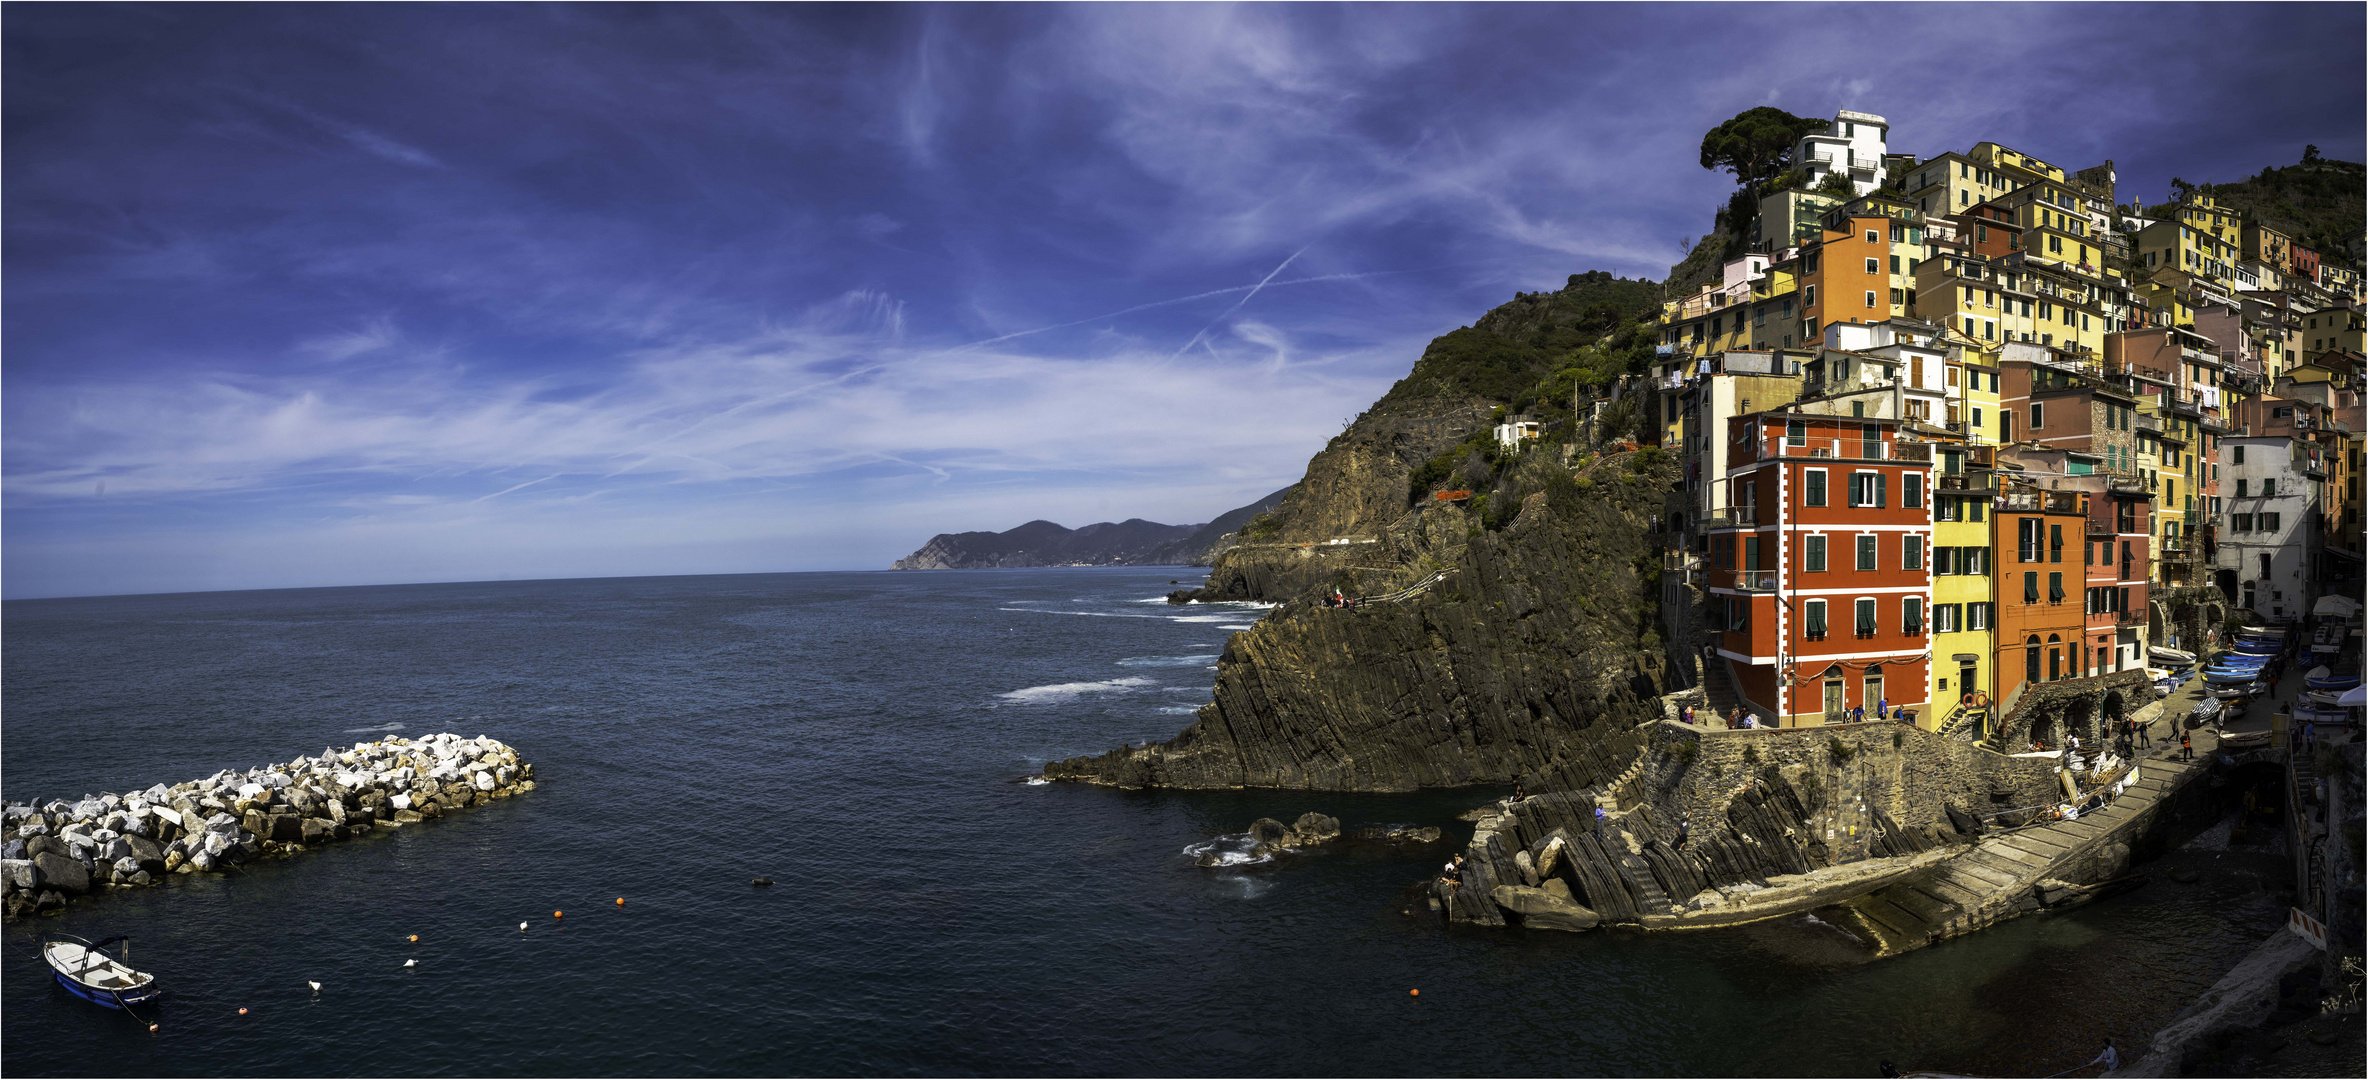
left=2215, top=435, right=2322, bottom=621
left=1798, top=110, right=1890, bottom=197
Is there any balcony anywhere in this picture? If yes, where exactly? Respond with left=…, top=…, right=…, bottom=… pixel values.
left=1752, top=436, right=1931, bottom=463
left=1697, top=508, right=1759, bottom=529
left=1732, top=573, right=1780, bottom=593
left=1939, top=471, right=1997, bottom=493
left=1999, top=489, right=2084, bottom=514
left=2106, top=473, right=2150, bottom=495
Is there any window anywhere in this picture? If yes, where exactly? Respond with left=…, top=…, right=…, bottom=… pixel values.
left=2233, top=445, right=2244, bottom=464
left=2262, top=478, right=2276, bottom=497
left=1935, top=603, right=1959, bottom=633
left=1865, top=230, right=1879, bottom=245
left=1849, top=472, right=1887, bottom=507
left=2031, top=402, right=2045, bottom=430
left=1904, top=535, right=1924, bottom=570
left=2262, top=512, right=2280, bottom=531
left=1968, top=603, right=1992, bottom=631
left=1805, top=534, right=1828, bottom=572
left=1805, top=285, right=1817, bottom=307
left=1726, top=597, right=1749, bottom=632
left=1743, top=536, right=1761, bottom=573
left=2049, top=524, right=2062, bottom=563
left=2233, top=513, right=2253, bottom=531
left=1856, top=534, right=1876, bottom=571
left=2018, top=518, right=2040, bottom=562
left=2049, top=571, right=2065, bottom=603
left=1786, top=419, right=1806, bottom=446
left=1805, top=599, right=1827, bottom=639
left=1804, top=469, right=1826, bottom=505
left=2024, top=571, right=2040, bottom=603
left=1866, top=257, right=1880, bottom=274
left=1903, top=598, right=1924, bottom=634
left=1855, top=598, right=1877, bottom=637
left=1866, top=290, right=1878, bottom=309
left=1903, top=473, right=1923, bottom=509
left=2236, top=478, right=2248, bottom=497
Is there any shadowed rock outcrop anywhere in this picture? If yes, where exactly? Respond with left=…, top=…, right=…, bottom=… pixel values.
left=1046, top=451, right=1681, bottom=791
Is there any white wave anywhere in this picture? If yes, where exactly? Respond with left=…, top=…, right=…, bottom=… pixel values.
left=1166, top=614, right=1243, bottom=623
left=1219, top=623, right=1255, bottom=630
left=342, top=722, right=406, bottom=733
left=999, top=676, right=1158, bottom=703
left=1182, top=835, right=1272, bottom=867
left=999, top=607, right=1166, bottom=621
left=1116, top=654, right=1221, bottom=668
left=1156, top=705, right=1203, bottom=715
left=1025, top=776, right=1051, bottom=786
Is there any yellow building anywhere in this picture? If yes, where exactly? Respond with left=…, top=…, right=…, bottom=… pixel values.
left=1902, top=151, right=2023, bottom=218
left=1930, top=440, right=1998, bottom=726
left=2137, top=217, right=2243, bottom=284
left=2301, top=302, right=2365, bottom=359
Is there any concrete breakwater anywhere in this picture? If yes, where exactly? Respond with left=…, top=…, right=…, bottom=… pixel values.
left=1, top=733, right=533, bottom=921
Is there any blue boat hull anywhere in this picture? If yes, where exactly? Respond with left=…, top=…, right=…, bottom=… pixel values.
left=53, top=969, right=160, bottom=1008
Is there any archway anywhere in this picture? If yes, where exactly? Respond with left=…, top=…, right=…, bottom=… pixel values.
left=2062, top=696, right=2095, bottom=745
left=2028, top=709, right=2058, bottom=749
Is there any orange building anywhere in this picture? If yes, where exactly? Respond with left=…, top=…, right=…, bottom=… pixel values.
left=1797, top=214, right=1901, bottom=342
left=1991, top=477, right=2092, bottom=708
left=1708, top=412, right=1934, bottom=725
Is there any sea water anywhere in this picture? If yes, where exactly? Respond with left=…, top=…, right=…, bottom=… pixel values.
left=2, top=569, right=2290, bottom=1076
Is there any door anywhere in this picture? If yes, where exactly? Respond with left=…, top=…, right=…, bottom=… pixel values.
left=1824, top=678, right=1845, bottom=720
left=1960, top=663, right=1980, bottom=705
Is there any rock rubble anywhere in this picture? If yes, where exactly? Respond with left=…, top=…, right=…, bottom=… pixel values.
left=1, top=733, right=533, bottom=921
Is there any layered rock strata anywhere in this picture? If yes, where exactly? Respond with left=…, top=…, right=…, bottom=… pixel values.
left=1, top=734, right=532, bottom=920
left=1047, top=453, right=1680, bottom=791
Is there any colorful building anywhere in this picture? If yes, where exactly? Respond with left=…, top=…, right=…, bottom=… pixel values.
left=1708, top=412, right=1933, bottom=726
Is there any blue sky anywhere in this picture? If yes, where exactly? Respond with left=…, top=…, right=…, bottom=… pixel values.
left=6, top=3, right=2362, bottom=598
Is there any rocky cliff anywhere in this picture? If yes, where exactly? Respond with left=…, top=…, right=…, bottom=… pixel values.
left=1046, top=270, right=1677, bottom=792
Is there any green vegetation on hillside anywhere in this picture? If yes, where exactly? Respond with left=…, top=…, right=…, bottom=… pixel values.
left=2143, top=151, right=2363, bottom=269
left=1376, top=270, right=1661, bottom=418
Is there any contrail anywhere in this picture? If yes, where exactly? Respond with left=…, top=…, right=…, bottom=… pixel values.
left=472, top=473, right=562, bottom=502
left=1169, top=247, right=1305, bottom=361
left=952, top=264, right=1427, bottom=353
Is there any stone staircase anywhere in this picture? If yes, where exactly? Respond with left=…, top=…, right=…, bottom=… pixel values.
left=1821, top=730, right=2218, bottom=956
left=1698, top=654, right=1745, bottom=721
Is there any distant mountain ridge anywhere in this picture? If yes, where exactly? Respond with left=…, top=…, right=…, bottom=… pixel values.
left=891, top=486, right=1293, bottom=570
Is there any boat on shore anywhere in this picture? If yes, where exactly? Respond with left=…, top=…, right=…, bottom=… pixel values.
left=2149, top=647, right=2196, bottom=666
left=41, top=934, right=160, bottom=1009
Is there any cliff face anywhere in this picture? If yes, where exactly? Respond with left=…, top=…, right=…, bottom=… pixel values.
left=1047, top=451, right=1680, bottom=791
left=1045, top=270, right=1671, bottom=792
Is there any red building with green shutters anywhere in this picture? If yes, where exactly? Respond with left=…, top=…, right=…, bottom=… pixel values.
left=1707, top=412, right=1935, bottom=725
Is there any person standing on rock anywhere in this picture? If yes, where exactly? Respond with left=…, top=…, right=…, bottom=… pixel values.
left=2087, top=1037, right=2119, bottom=1072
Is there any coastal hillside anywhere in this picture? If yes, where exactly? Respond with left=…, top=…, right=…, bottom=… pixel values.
left=891, top=486, right=1293, bottom=570
left=1048, top=270, right=1676, bottom=791
left=2166, top=154, right=2365, bottom=267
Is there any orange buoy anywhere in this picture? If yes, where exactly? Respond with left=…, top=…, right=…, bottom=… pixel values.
left=239, top=1007, right=249, bottom=1015
left=1409, top=989, right=1420, bottom=997
left=148, top=1023, right=159, bottom=1033
left=408, top=934, right=418, bottom=942
left=616, top=897, right=624, bottom=905
left=553, top=910, right=563, bottom=919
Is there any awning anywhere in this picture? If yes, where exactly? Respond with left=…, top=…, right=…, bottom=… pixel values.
left=2313, top=594, right=2361, bottom=618
left=2341, top=685, right=2367, bottom=708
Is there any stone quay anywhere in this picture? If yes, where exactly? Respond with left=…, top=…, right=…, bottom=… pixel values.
left=2, top=733, right=533, bottom=920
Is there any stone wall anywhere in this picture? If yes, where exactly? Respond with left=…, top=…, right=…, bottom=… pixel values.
left=1650, top=720, right=2060, bottom=859
left=1994, top=668, right=2154, bottom=749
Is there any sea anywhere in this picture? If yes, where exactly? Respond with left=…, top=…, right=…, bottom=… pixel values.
left=2, top=568, right=2294, bottom=1076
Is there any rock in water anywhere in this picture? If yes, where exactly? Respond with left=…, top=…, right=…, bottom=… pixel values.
left=31, top=852, right=89, bottom=894
left=1490, top=883, right=1600, bottom=932
left=752, top=877, right=774, bottom=887
left=1291, top=812, right=1341, bottom=843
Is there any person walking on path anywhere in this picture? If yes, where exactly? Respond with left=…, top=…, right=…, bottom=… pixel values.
left=2303, top=720, right=2316, bottom=752
left=2180, top=731, right=2193, bottom=761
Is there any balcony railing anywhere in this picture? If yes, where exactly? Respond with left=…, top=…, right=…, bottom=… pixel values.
left=1939, top=471, right=1997, bottom=493
left=1754, top=436, right=1932, bottom=463
left=1999, top=489, right=2085, bottom=514
left=1698, top=508, right=1759, bottom=529
left=1731, top=574, right=1779, bottom=592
